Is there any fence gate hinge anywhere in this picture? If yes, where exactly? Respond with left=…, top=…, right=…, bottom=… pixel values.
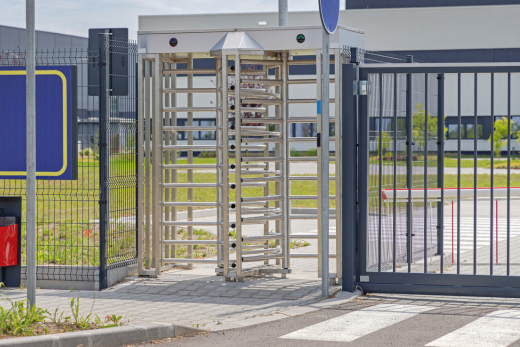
left=98, top=143, right=107, bottom=148
left=317, top=133, right=321, bottom=147
left=354, top=80, right=369, bottom=95
left=98, top=63, right=106, bottom=67
left=98, top=200, right=107, bottom=205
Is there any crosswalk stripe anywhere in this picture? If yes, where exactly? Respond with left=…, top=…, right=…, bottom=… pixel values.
left=426, top=310, right=520, bottom=347
left=279, top=304, right=435, bottom=343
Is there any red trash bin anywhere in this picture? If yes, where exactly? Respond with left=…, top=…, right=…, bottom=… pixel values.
left=0, top=209, right=18, bottom=267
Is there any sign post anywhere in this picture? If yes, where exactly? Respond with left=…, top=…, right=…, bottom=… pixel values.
left=319, top=0, right=340, bottom=298
left=26, top=0, right=36, bottom=308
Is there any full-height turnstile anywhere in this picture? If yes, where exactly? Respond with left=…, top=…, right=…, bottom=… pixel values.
left=137, top=26, right=364, bottom=281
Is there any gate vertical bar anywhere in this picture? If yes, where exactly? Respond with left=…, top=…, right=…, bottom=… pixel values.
left=335, top=49, right=342, bottom=282
left=235, top=54, right=243, bottom=279
left=222, top=55, right=230, bottom=278
left=424, top=74, right=428, bottom=273
left=358, top=67, right=369, bottom=279
left=137, top=55, right=144, bottom=275
left=164, top=63, right=171, bottom=261
left=507, top=72, right=511, bottom=275
left=378, top=73, right=383, bottom=272
left=406, top=73, right=413, bottom=272
left=393, top=73, right=397, bottom=272
left=473, top=73, right=478, bottom=275
left=153, top=55, right=162, bottom=275
left=321, top=31, right=330, bottom=295
left=216, top=57, right=223, bottom=268
left=457, top=73, right=461, bottom=274
left=316, top=49, right=323, bottom=278
left=342, top=63, right=357, bottom=292
left=187, top=55, right=194, bottom=269
left=282, top=52, right=290, bottom=274
left=98, top=31, right=109, bottom=288
left=438, top=74, right=445, bottom=273
left=144, top=60, right=151, bottom=270
left=490, top=73, right=494, bottom=276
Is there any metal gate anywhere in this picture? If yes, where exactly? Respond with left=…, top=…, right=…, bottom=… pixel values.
left=344, top=62, right=520, bottom=297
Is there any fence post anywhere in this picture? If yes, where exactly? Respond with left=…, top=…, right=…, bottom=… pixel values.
left=98, top=31, right=109, bottom=290
left=342, top=62, right=357, bottom=292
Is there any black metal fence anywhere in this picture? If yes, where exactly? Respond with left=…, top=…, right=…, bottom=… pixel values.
left=0, top=39, right=138, bottom=289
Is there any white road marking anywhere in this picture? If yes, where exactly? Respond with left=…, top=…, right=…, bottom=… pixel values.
left=279, top=304, right=435, bottom=343
left=426, top=310, right=520, bottom=347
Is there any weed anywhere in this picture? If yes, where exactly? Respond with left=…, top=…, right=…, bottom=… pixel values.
left=216, top=321, right=223, bottom=325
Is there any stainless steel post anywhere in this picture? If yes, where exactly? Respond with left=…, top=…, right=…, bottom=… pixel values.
left=279, top=0, right=288, bottom=26
left=26, top=0, right=36, bottom=307
left=321, top=30, right=330, bottom=297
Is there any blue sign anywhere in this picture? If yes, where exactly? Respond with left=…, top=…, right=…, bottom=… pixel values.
left=0, top=66, right=77, bottom=180
left=319, top=0, right=340, bottom=34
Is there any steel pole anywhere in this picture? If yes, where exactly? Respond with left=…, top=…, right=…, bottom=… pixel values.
left=321, top=29, right=330, bottom=297
left=279, top=0, right=288, bottom=26
left=26, top=0, right=36, bottom=308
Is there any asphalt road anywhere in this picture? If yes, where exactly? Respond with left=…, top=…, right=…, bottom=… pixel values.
left=138, top=294, right=520, bottom=347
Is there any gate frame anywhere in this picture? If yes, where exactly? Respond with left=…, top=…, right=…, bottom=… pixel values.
left=343, top=62, right=520, bottom=297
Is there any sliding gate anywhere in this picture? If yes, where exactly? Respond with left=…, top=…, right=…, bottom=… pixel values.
left=349, top=63, right=520, bottom=297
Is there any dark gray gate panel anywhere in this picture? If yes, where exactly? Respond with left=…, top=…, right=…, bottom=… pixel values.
left=355, top=63, right=520, bottom=298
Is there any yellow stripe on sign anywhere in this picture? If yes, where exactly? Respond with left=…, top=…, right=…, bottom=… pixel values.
left=0, top=70, right=68, bottom=177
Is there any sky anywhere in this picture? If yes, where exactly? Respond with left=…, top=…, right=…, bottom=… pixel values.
left=0, top=0, right=338, bottom=39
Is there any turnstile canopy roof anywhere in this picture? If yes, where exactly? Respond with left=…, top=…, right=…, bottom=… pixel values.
left=138, top=25, right=364, bottom=58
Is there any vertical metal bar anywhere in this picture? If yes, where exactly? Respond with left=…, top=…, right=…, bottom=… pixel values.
left=216, top=57, right=223, bottom=268
left=222, top=55, right=230, bottom=278
left=316, top=49, right=323, bottom=278
left=507, top=72, right=511, bottom=275
left=187, top=55, right=194, bottom=269
left=321, top=31, right=330, bottom=296
left=438, top=74, right=445, bottom=274
left=137, top=56, right=144, bottom=275
left=263, top=62, right=270, bottom=266
left=457, top=73, right=461, bottom=274
left=26, top=0, right=36, bottom=306
left=171, top=65, right=177, bottom=260
left=282, top=52, right=290, bottom=273
left=144, top=60, right=151, bottom=270
left=490, top=73, right=495, bottom=275
left=153, top=55, right=162, bottom=276
left=377, top=73, right=383, bottom=272
left=424, top=74, right=428, bottom=273
left=235, top=54, right=243, bottom=279
left=334, top=49, right=342, bottom=283
left=358, top=67, right=369, bottom=279
left=474, top=73, right=478, bottom=275
left=164, top=63, right=170, bottom=262
left=378, top=73, right=383, bottom=272
left=406, top=73, right=413, bottom=272
left=98, top=32, right=109, bottom=289
left=393, top=73, right=397, bottom=272
left=342, top=63, right=357, bottom=292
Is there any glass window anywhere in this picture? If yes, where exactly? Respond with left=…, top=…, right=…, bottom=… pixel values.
left=200, top=120, right=216, bottom=140
left=448, top=124, right=460, bottom=139
left=466, top=123, right=483, bottom=139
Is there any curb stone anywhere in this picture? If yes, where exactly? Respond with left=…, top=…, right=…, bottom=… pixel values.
left=0, top=322, right=204, bottom=347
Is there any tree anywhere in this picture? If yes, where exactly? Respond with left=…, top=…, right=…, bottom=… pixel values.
left=489, top=117, right=513, bottom=158
left=375, top=130, right=392, bottom=157
left=412, top=103, right=442, bottom=150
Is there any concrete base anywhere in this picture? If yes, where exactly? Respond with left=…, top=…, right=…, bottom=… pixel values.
left=18, top=262, right=138, bottom=291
